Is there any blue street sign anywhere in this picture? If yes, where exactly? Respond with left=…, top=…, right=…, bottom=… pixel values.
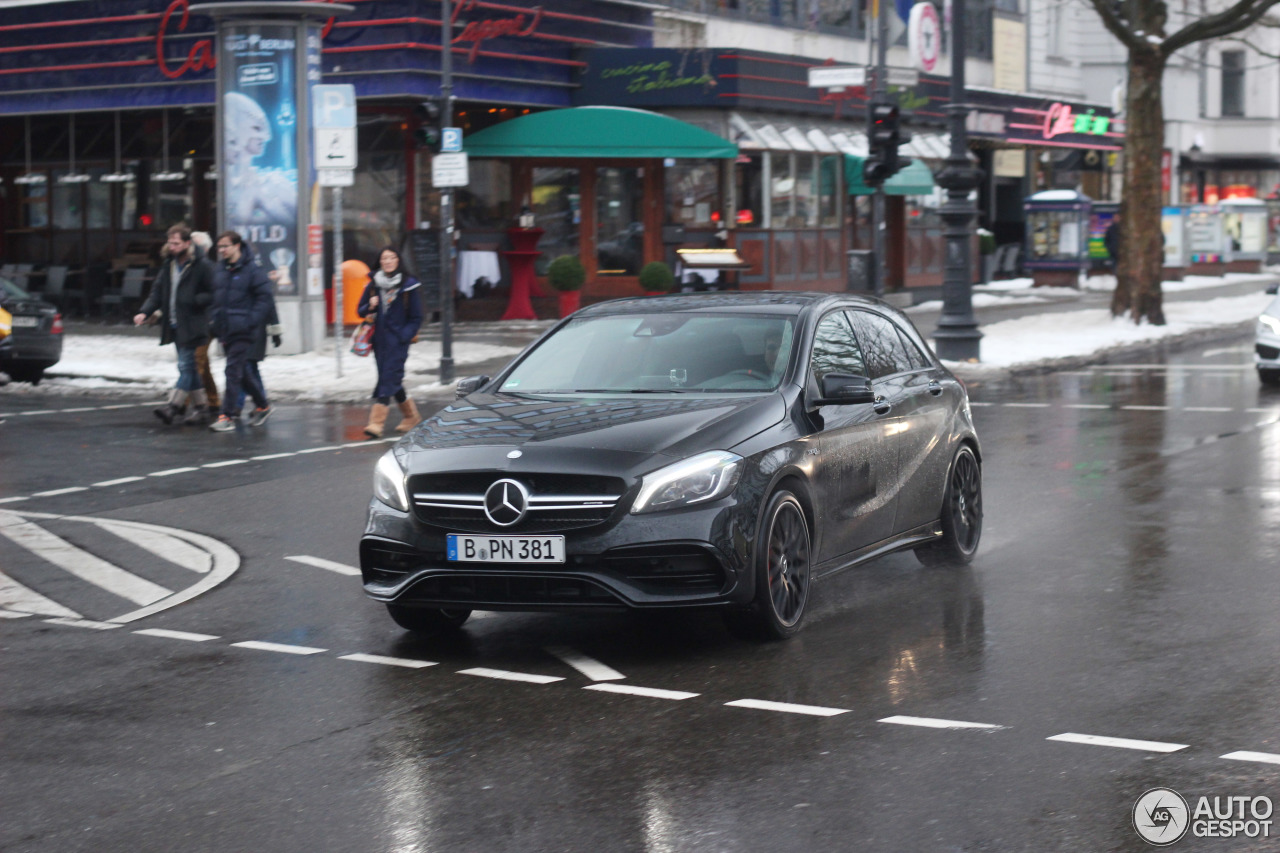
left=313, top=84, right=356, bottom=129
left=441, top=127, right=463, bottom=153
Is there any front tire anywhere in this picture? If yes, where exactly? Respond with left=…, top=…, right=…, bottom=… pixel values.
left=386, top=604, right=472, bottom=634
left=916, top=445, right=982, bottom=566
left=725, top=490, right=812, bottom=640
left=1259, top=368, right=1280, bottom=387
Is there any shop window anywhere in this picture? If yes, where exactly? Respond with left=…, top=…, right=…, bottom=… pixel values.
left=734, top=155, right=764, bottom=227
left=52, top=172, right=83, bottom=231
left=455, top=159, right=512, bottom=229
left=22, top=180, right=49, bottom=229
left=532, top=166, right=580, bottom=276
left=664, top=161, right=722, bottom=228
left=1221, top=50, right=1244, bottom=117
left=770, top=152, right=794, bottom=227
left=596, top=166, right=644, bottom=275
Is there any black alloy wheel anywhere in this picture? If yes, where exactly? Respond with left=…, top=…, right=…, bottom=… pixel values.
left=727, top=490, right=812, bottom=640
left=386, top=604, right=472, bottom=634
left=1259, top=368, right=1280, bottom=387
left=916, top=445, right=982, bottom=566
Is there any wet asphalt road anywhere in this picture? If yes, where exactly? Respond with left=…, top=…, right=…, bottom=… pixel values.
left=3, top=331, right=1280, bottom=852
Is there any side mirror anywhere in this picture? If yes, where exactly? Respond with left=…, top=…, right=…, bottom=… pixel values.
left=1267, top=284, right=1278, bottom=295
left=454, top=374, right=490, bottom=399
left=813, top=373, right=875, bottom=406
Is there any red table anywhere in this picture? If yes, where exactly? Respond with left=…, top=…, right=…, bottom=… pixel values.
left=500, top=227, right=545, bottom=320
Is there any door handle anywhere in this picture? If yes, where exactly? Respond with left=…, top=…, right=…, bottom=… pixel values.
left=928, top=381, right=943, bottom=396
left=873, top=397, right=892, bottom=415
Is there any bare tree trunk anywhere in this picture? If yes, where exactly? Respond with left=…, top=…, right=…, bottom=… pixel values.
left=1112, top=47, right=1168, bottom=325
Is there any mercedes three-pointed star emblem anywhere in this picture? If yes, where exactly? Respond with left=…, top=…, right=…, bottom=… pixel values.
left=484, top=479, right=529, bottom=527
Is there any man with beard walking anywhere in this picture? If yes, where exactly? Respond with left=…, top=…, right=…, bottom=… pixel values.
left=208, top=231, right=273, bottom=432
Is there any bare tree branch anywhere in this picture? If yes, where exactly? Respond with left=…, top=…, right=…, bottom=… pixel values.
left=1220, top=34, right=1280, bottom=57
left=1164, top=0, right=1280, bottom=55
left=1083, top=0, right=1145, bottom=50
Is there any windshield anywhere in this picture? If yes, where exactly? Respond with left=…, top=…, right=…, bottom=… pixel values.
left=0, top=277, right=32, bottom=302
left=500, top=313, right=796, bottom=394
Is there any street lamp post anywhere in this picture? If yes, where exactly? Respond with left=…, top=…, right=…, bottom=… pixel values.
left=932, top=0, right=983, bottom=362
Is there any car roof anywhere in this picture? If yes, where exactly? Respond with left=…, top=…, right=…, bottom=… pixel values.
left=572, top=291, right=895, bottom=318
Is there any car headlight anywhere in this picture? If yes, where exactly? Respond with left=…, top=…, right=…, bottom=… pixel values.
left=373, top=450, right=410, bottom=512
left=1260, top=315, right=1280, bottom=335
left=631, top=450, right=743, bottom=515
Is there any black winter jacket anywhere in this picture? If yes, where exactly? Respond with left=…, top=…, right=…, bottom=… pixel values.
left=210, top=253, right=273, bottom=341
left=137, top=254, right=215, bottom=348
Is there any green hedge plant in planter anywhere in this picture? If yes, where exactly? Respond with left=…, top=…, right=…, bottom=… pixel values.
left=546, top=254, right=586, bottom=317
left=638, top=261, right=676, bottom=295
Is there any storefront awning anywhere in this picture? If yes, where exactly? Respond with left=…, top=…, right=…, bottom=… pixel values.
left=844, top=154, right=937, bottom=196
left=463, top=106, right=738, bottom=159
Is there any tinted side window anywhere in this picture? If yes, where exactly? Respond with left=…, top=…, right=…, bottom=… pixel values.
left=847, top=310, right=914, bottom=378
left=895, top=326, right=931, bottom=370
left=810, top=312, right=867, bottom=383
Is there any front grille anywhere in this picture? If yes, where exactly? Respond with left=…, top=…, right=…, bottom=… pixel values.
left=410, top=472, right=627, bottom=533
left=405, top=573, right=622, bottom=608
left=1258, top=343, right=1280, bottom=360
left=601, top=545, right=727, bottom=595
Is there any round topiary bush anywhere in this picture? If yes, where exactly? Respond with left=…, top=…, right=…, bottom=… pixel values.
left=546, top=254, right=586, bottom=292
left=638, top=261, right=676, bottom=293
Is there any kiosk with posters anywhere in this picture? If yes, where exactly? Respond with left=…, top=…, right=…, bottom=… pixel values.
left=1024, top=190, right=1092, bottom=288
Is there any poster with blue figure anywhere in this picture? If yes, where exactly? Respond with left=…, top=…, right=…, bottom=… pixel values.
left=222, top=24, right=299, bottom=294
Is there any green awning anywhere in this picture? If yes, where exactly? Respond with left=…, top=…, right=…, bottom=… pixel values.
left=463, top=106, right=738, bottom=159
left=844, top=154, right=936, bottom=196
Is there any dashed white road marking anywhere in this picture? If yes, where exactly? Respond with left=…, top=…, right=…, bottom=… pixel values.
left=458, top=667, right=563, bottom=684
left=251, top=452, right=296, bottom=461
left=202, top=459, right=249, bottom=468
left=1047, top=732, right=1187, bottom=753
left=285, top=555, right=360, bottom=576
left=231, top=640, right=328, bottom=655
left=93, top=476, right=146, bottom=487
left=0, top=572, right=81, bottom=618
left=728, top=699, right=849, bottom=717
left=1221, top=750, right=1280, bottom=765
left=339, top=653, right=437, bottom=669
left=1184, top=406, right=1232, bottom=413
left=31, top=486, right=89, bottom=497
left=1064, top=403, right=1110, bottom=409
left=879, top=714, right=1003, bottom=730
left=0, top=510, right=171, bottom=606
left=545, top=645, right=626, bottom=681
left=1003, top=402, right=1050, bottom=408
left=150, top=467, right=200, bottom=477
left=584, top=684, right=698, bottom=700
left=134, top=628, right=219, bottom=642
left=1120, top=405, right=1170, bottom=411
left=0, top=497, right=29, bottom=504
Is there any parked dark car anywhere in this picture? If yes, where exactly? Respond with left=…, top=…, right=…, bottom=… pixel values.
left=360, top=292, right=982, bottom=639
left=0, top=275, right=63, bottom=384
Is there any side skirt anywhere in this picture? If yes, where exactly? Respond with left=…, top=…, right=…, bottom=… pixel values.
left=811, top=522, right=942, bottom=582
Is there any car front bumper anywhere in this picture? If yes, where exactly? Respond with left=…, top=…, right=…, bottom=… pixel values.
left=360, top=495, right=757, bottom=612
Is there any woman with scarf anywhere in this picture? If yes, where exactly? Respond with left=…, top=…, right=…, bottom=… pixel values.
left=357, top=246, right=424, bottom=437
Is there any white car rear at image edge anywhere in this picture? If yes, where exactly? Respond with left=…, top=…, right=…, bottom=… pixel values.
left=1256, top=294, right=1280, bottom=385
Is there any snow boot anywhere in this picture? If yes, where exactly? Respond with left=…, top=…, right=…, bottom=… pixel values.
left=395, top=399, right=421, bottom=433
left=154, top=388, right=188, bottom=425
left=182, top=389, right=210, bottom=426
left=364, top=403, right=390, bottom=438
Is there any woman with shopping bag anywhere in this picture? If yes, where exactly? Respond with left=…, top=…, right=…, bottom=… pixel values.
left=356, top=246, right=424, bottom=437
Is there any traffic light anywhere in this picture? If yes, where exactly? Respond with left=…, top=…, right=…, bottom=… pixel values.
left=862, top=100, right=914, bottom=186
left=414, top=97, right=442, bottom=150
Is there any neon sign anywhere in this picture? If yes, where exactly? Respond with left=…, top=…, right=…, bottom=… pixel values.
left=1043, top=102, right=1111, bottom=138
left=452, top=0, right=544, bottom=64
left=155, top=0, right=214, bottom=80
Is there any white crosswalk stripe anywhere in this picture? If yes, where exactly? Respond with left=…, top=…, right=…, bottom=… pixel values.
left=0, top=571, right=81, bottom=618
left=0, top=510, right=171, bottom=605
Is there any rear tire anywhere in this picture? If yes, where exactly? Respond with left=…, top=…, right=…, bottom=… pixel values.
left=916, top=445, right=982, bottom=567
left=9, top=367, right=43, bottom=385
left=724, top=490, right=812, bottom=641
left=1259, top=368, right=1280, bottom=387
left=386, top=603, right=472, bottom=634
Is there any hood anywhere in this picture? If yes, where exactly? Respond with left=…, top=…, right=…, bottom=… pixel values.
left=405, top=392, right=786, bottom=461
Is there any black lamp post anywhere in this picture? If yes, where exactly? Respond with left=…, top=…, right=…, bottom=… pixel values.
left=932, top=0, right=983, bottom=361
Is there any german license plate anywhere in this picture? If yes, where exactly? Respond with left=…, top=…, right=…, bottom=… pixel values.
left=447, top=533, right=566, bottom=563
left=10, top=316, right=38, bottom=328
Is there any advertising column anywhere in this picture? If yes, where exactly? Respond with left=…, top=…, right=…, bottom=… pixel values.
left=200, top=2, right=346, bottom=354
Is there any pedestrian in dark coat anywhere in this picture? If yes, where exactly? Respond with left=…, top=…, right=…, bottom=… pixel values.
left=1104, top=219, right=1121, bottom=271
left=134, top=223, right=215, bottom=424
left=356, top=246, right=424, bottom=437
left=208, top=231, right=273, bottom=431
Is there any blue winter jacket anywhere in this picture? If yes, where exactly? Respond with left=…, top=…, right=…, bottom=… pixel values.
left=211, top=251, right=273, bottom=341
